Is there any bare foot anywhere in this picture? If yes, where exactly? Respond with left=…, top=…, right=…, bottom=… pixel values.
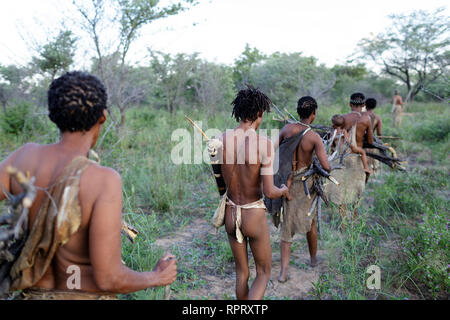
left=309, top=257, right=323, bottom=268
left=278, top=269, right=290, bottom=283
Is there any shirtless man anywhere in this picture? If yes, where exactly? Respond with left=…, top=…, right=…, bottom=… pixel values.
left=276, top=96, right=331, bottom=282
left=363, top=98, right=382, bottom=174
left=331, top=114, right=371, bottom=175
left=364, top=98, right=382, bottom=136
left=341, top=93, right=374, bottom=149
left=329, top=92, right=373, bottom=220
left=220, top=86, right=289, bottom=300
left=0, top=72, right=177, bottom=299
left=392, top=90, right=404, bottom=128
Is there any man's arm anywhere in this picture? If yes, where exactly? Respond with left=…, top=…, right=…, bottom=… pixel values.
left=0, top=145, right=28, bottom=202
left=273, top=127, right=287, bottom=151
left=88, top=168, right=177, bottom=293
left=260, top=138, right=288, bottom=199
left=313, top=133, right=331, bottom=172
left=365, top=118, right=374, bottom=145
left=0, top=155, right=13, bottom=202
left=376, top=116, right=383, bottom=136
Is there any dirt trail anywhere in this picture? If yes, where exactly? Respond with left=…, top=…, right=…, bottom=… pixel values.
left=155, top=218, right=327, bottom=300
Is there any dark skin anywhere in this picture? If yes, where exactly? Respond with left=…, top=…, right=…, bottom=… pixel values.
left=220, top=113, right=289, bottom=300
left=363, top=109, right=383, bottom=136
left=338, top=103, right=373, bottom=221
left=341, top=103, right=374, bottom=148
left=0, top=110, right=177, bottom=294
left=274, top=110, right=331, bottom=282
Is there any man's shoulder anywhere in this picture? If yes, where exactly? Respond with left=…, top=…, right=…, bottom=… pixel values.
left=282, top=123, right=307, bottom=138
left=82, top=164, right=122, bottom=188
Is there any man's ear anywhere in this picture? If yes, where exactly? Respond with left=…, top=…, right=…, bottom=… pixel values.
left=99, top=109, right=107, bottom=125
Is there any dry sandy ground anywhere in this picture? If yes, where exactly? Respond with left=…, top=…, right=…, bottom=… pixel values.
left=155, top=218, right=327, bottom=300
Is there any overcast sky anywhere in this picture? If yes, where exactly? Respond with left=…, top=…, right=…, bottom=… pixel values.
left=0, top=0, right=448, bottom=68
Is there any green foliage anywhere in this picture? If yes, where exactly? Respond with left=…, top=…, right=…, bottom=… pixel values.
left=233, top=44, right=266, bottom=88
left=0, top=102, right=40, bottom=136
left=358, top=8, right=449, bottom=102
left=411, top=117, right=450, bottom=143
left=33, top=30, right=77, bottom=79
left=372, top=169, right=448, bottom=219
left=249, top=52, right=336, bottom=108
left=401, top=209, right=449, bottom=299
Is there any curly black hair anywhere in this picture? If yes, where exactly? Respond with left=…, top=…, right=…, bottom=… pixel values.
left=48, top=71, right=108, bottom=132
left=350, top=92, right=366, bottom=106
left=231, top=85, right=272, bottom=123
left=297, top=96, right=318, bottom=119
left=365, top=98, right=377, bottom=110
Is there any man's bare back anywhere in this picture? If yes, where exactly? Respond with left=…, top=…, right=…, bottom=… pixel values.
left=0, top=72, right=177, bottom=296
left=3, top=143, right=108, bottom=291
left=219, top=86, right=287, bottom=300
left=341, top=112, right=373, bottom=148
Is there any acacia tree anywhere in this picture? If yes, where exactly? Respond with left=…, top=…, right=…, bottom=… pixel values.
left=358, top=8, right=450, bottom=102
left=73, top=0, right=198, bottom=127
left=33, top=30, right=77, bottom=81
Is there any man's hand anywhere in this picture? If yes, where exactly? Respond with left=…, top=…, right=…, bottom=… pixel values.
left=153, top=253, right=178, bottom=287
left=280, top=184, right=290, bottom=199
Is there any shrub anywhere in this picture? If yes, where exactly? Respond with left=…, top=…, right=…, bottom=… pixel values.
left=0, top=102, right=32, bottom=135
left=411, top=116, right=450, bottom=143
left=401, top=209, right=449, bottom=299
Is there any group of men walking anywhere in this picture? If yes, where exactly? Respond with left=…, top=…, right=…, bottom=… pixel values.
left=0, top=71, right=399, bottom=300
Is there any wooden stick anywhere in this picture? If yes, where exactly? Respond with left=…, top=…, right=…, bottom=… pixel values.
left=185, top=116, right=210, bottom=141
left=378, top=136, right=401, bottom=140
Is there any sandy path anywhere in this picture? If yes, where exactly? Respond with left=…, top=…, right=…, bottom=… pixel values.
left=155, top=218, right=327, bottom=300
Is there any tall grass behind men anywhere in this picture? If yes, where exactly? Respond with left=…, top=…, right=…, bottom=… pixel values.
left=325, top=93, right=373, bottom=221
left=0, top=72, right=177, bottom=299
left=216, top=86, right=289, bottom=300
left=273, top=97, right=331, bottom=282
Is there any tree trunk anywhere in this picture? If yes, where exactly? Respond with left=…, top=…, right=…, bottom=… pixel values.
left=119, top=109, right=126, bottom=128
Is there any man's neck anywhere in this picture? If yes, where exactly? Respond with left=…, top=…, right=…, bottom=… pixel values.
left=238, top=121, right=258, bottom=132
left=351, top=107, right=362, bottom=114
left=58, top=131, right=94, bottom=156
left=299, top=118, right=312, bottom=126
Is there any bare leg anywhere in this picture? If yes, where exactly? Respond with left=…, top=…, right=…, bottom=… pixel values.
left=307, top=218, right=318, bottom=266
left=227, top=235, right=250, bottom=300
left=247, top=217, right=272, bottom=300
left=226, top=208, right=271, bottom=300
left=278, top=241, right=291, bottom=282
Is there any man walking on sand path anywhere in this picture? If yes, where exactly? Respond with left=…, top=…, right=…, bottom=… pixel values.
left=271, top=96, right=331, bottom=283
left=214, top=86, right=289, bottom=300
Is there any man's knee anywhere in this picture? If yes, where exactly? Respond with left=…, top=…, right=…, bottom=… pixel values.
left=236, top=267, right=250, bottom=282
left=255, top=263, right=271, bottom=280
